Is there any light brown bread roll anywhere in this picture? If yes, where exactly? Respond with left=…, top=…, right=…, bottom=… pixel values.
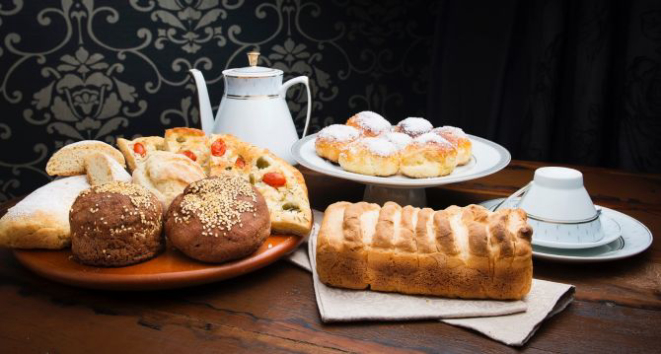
left=316, top=201, right=533, bottom=300
left=132, top=151, right=206, bottom=210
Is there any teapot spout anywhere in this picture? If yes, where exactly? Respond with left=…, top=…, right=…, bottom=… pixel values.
left=189, top=69, right=215, bottom=135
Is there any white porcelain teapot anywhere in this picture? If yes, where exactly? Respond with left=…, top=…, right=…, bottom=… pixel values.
left=189, top=51, right=311, bottom=164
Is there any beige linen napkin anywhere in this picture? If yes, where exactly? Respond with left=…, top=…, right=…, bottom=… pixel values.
left=287, top=209, right=574, bottom=346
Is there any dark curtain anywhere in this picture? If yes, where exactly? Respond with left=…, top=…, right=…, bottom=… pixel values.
left=428, top=0, right=661, bottom=172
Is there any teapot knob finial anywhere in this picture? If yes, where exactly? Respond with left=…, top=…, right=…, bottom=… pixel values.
left=247, top=51, right=260, bottom=67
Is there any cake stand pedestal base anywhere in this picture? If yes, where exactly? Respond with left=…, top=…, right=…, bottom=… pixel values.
left=363, top=185, right=427, bottom=207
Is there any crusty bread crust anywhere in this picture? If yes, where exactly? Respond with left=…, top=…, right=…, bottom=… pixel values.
left=316, top=202, right=533, bottom=300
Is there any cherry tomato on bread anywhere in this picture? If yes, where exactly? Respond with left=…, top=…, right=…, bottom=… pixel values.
left=133, top=142, right=146, bottom=157
left=211, top=139, right=226, bottom=157
left=263, top=172, right=286, bottom=187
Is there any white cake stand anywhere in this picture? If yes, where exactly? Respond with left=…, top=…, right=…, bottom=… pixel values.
left=291, top=134, right=511, bottom=207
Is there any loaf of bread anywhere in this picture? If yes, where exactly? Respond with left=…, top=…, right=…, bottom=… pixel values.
left=46, top=140, right=125, bottom=176
left=0, top=176, right=90, bottom=249
left=316, top=201, right=533, bottom=300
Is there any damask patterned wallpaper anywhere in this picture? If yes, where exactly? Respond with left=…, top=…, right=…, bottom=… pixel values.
left=0, top=0, right=438, bottom=200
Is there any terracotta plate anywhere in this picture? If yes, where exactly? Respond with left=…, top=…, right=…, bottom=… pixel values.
left=13, top=234, right=304, bottom=291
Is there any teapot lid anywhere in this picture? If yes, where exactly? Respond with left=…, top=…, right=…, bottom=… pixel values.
left=222, top=51, right=282, bottom=78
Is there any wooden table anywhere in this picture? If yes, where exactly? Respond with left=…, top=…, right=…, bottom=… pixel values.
left=0, top=160, right=659, bottom=353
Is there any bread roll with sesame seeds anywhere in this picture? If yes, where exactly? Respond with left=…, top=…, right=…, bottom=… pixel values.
left=69, top=182, right=164, bottom=267
left=165, top=174, right=271, bottom=263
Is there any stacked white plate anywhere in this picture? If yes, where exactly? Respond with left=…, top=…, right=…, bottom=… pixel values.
left=481, top=167, right=652, bottom=263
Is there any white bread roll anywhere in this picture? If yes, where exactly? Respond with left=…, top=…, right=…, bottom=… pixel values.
left=84, top=152, right=132, bottom=186
left=132, top=151, right=205, bottom=210
left=316, top=201, right=533, bottom=300
left=0, top=176, right=90, bottom=249
left=46, top=140, right=125, bottom=176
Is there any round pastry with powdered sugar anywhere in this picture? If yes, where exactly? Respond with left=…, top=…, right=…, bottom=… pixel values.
left=338, top=137, right=399, bottom=176
left=315, top=124, right=361, bottom=163
left=70, top=182, right=164, bottom=267
left=399, top=132, right=458, bottom=178
left=432, top=126, right=472, bottom=165
left=165, top=174, right=270, bottom=263
left=346, top=111, right=392, bottom=137
left=394, top=117, right=433, bottom=137
left=382, top=131, right=413, bottom=151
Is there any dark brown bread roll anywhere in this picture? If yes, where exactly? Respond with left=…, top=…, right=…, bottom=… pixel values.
left=165, top=174, right=271, bottom=263
left=70, top=182, right=164, bottom=267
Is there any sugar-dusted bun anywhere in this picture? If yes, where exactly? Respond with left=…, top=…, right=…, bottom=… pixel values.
left=382, top=131, right=413, bottom=151
left=338, top=137, right=399, bottom=176
left=165, top=174, right=271, bottom=263
left=315, top=124, right=361, bottom=163
left=70, top=182, right=164, bottom=267
left=432, top=126, right=472, bottom=165
left=394, top=117, right=433, bottom=137
left=346, top=111, right=391, bottom=137
left=400, top=133, right=457, bottom=178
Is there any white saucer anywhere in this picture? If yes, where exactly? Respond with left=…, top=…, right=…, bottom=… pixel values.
left=291, top=134, right=510, bottom=189
left=480, top=198, right=653, bottom=263
left=490, top=198, right=622, bottom=249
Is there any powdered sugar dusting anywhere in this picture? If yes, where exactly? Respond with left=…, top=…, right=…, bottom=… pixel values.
left=434, top=126, right=467, bottom=138
left=414, top=133, right=453, bottom=148
left=396, top=117, right=432, bottom=136
left=4, top=175, right=90, bottom=222
left=317, top=124, right=360, bottom=142
left=383, top=132, right=412, bottom=150
left=362, top=137, right=399, bottom=157
left=354, top=111, right=391, bottom=134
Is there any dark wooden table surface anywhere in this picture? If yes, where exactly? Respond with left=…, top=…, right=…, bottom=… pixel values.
left=0, top=160, right=659, bottom=353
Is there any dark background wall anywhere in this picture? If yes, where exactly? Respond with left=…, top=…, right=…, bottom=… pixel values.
left=1, top=0, right=659, bottom=200
left=0, top=0, right=437, bottom=200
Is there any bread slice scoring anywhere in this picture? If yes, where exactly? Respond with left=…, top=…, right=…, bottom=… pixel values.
left=317, top=202, right=533, bottom=300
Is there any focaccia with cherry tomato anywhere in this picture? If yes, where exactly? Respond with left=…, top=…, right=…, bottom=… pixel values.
left=208, top=134, right=312, bottom=236
left=164, top=127, right=209, bottom=173
left=116, top=136, right=165, bottom=172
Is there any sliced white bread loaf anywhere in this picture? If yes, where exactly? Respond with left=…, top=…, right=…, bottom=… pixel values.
left=84, top=152, right=132, bottom=186
left=0, top=176, right=90, bottom=249
left=46, top=140, right=125, bottom=176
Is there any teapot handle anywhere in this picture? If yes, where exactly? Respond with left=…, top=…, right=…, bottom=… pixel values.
left=280, top=76, right=311, bottom=138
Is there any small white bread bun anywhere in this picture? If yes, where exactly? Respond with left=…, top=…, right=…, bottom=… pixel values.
left=338, top=137, right=399, bottom=176
left=346, top=111, right=392, bottom=137
left=315, top=124, right=361, bottom=163
left=432, top=126, right=472, bottom=165
left=132, top=151, right=206, bottom=210
left=400, top=133, right=457, bottom=178
left=46, top=140, right=125, bottom=177
left=394, top=117, right=433, bottom=137
left=84, top=152, right=132, bottom=186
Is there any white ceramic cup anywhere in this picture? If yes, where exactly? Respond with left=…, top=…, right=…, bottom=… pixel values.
left=516, top=167, right=605, bottom=245
left=519, top=167, right=598, bottom=222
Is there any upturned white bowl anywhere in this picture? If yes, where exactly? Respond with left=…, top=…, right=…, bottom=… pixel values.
left=518, top=167, right=598, bottom=223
